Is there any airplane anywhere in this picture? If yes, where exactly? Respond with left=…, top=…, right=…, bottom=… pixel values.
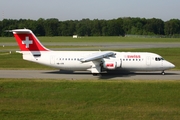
left=8, top=29, right=175, bottom=75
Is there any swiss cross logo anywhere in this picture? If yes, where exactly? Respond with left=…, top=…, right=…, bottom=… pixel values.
left=22, top=36, right=33, bottom=48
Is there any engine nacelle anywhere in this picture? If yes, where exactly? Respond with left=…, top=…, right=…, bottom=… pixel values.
left=103, top=61, right=117, bottom=70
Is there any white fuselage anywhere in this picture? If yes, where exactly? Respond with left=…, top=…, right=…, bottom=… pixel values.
left=21, top=51, right=175, bottom=73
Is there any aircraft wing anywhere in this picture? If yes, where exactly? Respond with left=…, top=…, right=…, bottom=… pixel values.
left=80, top=51, right=115, bottom=62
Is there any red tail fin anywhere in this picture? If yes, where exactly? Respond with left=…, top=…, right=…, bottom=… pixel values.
left=10, top=29, right=49, bottom=51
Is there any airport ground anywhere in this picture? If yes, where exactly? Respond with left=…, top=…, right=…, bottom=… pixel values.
left=0, top=70, right=180, bottom=80
left=0, top=37, right=180, bottom=119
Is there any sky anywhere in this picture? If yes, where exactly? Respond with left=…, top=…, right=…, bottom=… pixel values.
left=0, top=0, right=180, bottom=21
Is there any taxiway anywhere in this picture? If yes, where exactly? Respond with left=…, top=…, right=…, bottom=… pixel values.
left=0, top=70, right=179, bottom=80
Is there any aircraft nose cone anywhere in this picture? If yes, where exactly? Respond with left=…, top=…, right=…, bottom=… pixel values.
left=167, top=62, right=175, bottom=69
left=170, top=63, right=175, bottom=68
left=164, top=61, right=175, bottom=69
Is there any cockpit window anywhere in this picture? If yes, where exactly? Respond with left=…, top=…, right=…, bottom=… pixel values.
left=155, top=57, right=164, bottom=61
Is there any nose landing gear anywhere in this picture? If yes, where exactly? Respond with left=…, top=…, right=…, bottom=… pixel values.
left=161, top=71, right=165, bottom=75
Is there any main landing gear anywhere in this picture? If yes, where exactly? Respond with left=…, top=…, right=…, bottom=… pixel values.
left=92, top=73, right=101, bottom=76
left=92, top=73, right=98, bottom=76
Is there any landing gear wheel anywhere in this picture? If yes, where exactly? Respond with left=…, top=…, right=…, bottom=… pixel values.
left=92, top=73, right=101, bottom=76
left=93, top=73, right=98, bottom=76
left=161, top=71, right=165, bottom=75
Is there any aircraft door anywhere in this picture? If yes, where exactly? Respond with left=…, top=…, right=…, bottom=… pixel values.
left=146, top=56, right=151, bottom=66
left=116, top=59, right=122, bottom=68
left=50, top=56, right=55, bottom=64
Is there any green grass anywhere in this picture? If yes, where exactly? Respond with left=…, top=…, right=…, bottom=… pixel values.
left=0, top=47, right=179, bottom=70
left=0, top=79, right=180, bottom=120
left=0, top=46, right=18, bottom=50
left=0, top=36, right=180, bottom=120
left=1, top=36, right=180, bottom=43
left=0, top=45, right=95, bottom=51
left=0, top=52, right=52, bottom=69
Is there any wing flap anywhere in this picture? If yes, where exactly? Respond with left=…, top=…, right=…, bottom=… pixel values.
left=80, top=51, right=115, bottom=62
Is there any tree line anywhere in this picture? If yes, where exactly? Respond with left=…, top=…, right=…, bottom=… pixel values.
left=0, top=17, right=180, bottom=37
